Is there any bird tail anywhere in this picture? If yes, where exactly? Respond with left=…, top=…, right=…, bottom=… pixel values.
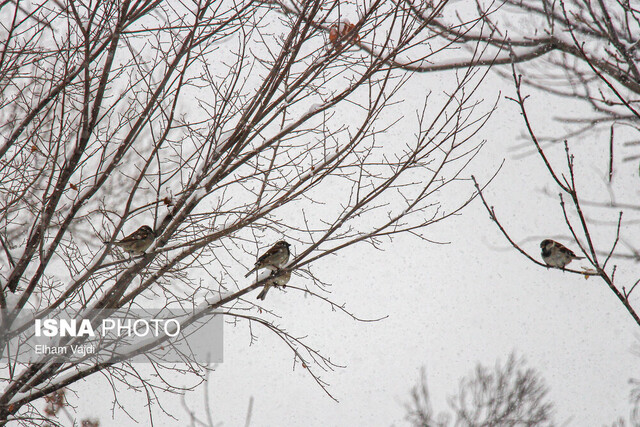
left=574, top=256, right=585, bottom=259
left=244, top=267, right=256, bottom=278
left=256, top=285, right=270, bottom=300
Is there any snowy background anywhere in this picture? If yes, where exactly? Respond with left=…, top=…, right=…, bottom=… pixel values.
left=3, top=0, right=637, bottom=424
left=66, top=66, right=640, bottom=426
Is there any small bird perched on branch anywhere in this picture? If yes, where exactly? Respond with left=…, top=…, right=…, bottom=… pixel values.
left=540, top=239, right=583, bottom=268
left=104, top=225, right=155, bottom=256
left=245, top=240, right=291, bottom=278
left=257, top=270, right=291, bottom=301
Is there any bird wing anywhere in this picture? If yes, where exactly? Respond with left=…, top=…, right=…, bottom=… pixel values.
left=120, top=228, right=147, bottom=243
left=257, top=245, right=280, bottom=264
left=559, top=245, right=578, bottom=258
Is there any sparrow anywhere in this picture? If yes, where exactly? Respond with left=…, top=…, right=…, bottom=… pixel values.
left=256, top=270, right=291, bottom=301
left=245, top=240, right=291, bottom=278
left=540, top=239, right=583, bottom=268
left=104, top=225, right=155, bottom=256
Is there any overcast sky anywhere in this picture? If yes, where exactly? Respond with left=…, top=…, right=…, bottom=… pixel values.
left=6, top=0, right=634, bottom=424
left=62, top=55, right=640, bottom=426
